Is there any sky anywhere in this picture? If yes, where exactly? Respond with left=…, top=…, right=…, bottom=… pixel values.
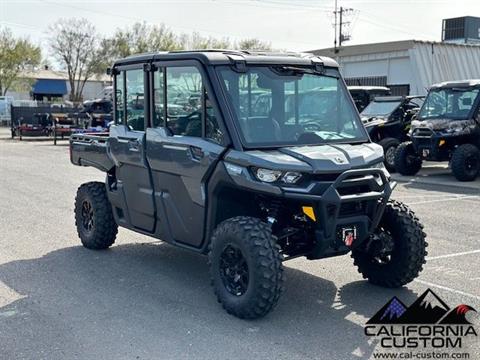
left=1, top=0, right=480, bottom=59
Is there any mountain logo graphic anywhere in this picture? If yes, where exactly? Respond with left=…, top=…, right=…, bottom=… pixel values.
left=367, top=289, right=477, bottom=325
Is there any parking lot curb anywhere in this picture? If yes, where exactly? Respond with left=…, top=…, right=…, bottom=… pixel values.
left=392, top=174, right=480, bottom=193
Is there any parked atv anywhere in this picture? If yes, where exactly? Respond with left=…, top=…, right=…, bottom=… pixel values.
left=348, top=86, right=391, bottom=112
left=70, top=51, right=427, bottom=319
left=361, top=96, right=424, bottom=172
left=395, top=80, right=480, bottom=181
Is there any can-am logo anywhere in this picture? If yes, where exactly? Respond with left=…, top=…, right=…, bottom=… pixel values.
left=364, top=289, right=478, bottom=349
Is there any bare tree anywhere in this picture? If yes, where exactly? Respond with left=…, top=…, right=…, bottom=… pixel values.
left=47, top=18, right=100, bottom=102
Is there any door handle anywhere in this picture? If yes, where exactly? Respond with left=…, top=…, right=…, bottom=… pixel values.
left=189, top=146, right=204, bottom=160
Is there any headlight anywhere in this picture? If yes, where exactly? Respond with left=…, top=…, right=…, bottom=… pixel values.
left=370, top=161, right=390, bottom=181
left=282, top=171, right=303, bottom=184
left=255, top=168, right=283, bottom=183
left=254, top=168, right=303, bottom=184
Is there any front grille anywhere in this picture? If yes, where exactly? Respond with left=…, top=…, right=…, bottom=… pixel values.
left=413, top=128, right=433, bottom=137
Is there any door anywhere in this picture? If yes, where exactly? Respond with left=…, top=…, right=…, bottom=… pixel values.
left=108, top=67, right=155, bottom=232
left=146, top=64, right=227, bottom=247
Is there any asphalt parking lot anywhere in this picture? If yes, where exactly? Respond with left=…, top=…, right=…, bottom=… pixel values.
left=0, top=128, right=479, bottom=360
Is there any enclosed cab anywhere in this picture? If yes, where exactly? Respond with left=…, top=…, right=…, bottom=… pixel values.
left=395, top=80, right=480, bottom=181
left=348, top=86, right=391, bottom=112
left=70, top=51, right=427, bottom=319
left=361, top=95, right=424, bottom=171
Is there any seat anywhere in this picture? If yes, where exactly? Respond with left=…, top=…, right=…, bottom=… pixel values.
left=242, top=116, right=282, bottom=143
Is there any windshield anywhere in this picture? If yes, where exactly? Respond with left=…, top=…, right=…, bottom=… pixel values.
left=418, top=87, right=480, bottom=120
left=361, top=100, right=401, bottom=117
left=217, top=66, right=368, bottom=147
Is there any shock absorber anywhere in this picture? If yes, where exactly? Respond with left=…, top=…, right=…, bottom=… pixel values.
left=267, top=199, right=281, bottom=226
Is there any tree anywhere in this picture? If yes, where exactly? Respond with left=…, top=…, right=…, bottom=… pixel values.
left=47, top=18, right=101, bottom=102
left=237, top=38, right=272, bottom=51
left=93, top=22, right=184, bottom=76
left=0, top=27, right=41, bottom=95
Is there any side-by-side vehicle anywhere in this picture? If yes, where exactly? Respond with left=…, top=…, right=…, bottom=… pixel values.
left=395, top=80, right=480, bottom=181
left=70, top=51, right=427, bottom=319
left=361, top=95, right=424, bottom=172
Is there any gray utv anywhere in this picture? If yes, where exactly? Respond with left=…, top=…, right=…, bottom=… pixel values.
left=70, top=50, right=427, bottom=319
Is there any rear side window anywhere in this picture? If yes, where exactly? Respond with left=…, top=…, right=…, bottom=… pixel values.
left=125, top=68, right=145, bottom=131
left=115, top=73, right=124, bottom=123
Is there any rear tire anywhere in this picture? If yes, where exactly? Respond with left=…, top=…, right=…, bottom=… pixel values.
left=379, top=138, right=400, bottom=173
left=74, top=182, right=117, bottom=249
left=451, top=144, right=480, bottom=182
left=208, top=216, right=285, bottom=319
left=394, top=142, right=422, bottom=176
left=352, top=200, right=427, bottom=288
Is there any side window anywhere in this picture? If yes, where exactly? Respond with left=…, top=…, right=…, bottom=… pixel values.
left=125, top=68, right=145, bottom=131
left=115, top=72, right=124, bottom=123
left=166, top=66, right=203, bottom=137
left=151, top=65, right=225, bottom=144
left=152, top=69, right=164, bottom=128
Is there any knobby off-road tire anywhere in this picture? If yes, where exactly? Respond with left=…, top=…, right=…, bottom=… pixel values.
left=451, top=144, right=480, bottom=182
left=208, top=216, right=285, bottom=319
left=394, top=142, right=422, bottom=176
left=74, top=181, right=118, bottom=250
left=379, top=137, right=400, bottom=173
left=352, top=200, right=427, bottom=288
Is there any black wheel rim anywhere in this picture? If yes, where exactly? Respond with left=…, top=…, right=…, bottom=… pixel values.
left=81, top=200, right=94, bottom=232
left=369, top=229, right=395, bottom=265
left=219, top=245, right=249, bottom=296
left=465, top=155, right=479, bottom=174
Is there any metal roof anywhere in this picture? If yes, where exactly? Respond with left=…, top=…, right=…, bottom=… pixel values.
left=308, top=39, right=480, bottom=58
left=113, top=50, right=339, bottom=68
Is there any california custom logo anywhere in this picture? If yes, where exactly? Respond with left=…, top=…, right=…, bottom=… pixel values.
left=365, top=289, right=478, bottom=349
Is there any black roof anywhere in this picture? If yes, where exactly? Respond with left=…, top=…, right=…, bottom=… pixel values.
left=113, top=50, right=339, bottom=68
left=372, top=95, right=425, bottom=102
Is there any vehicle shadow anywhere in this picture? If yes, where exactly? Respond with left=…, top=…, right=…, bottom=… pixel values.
left=0, top=243, right=419, bottom=360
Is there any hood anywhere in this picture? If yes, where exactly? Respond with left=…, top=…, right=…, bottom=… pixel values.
left=226, top=143, right=384, bottom=174
left=411, top=118, right=476, bottom=133
left=362, top=116, right=387, bottom=128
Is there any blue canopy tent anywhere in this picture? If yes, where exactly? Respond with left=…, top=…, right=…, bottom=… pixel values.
left=32, top=79, right=67, bottom=101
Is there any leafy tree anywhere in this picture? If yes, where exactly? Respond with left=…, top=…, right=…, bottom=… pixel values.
left=0, top=27, right=41, bottom=95
left=237, top=38, right=272, bottom=51
left=47, top=18, right=101, bottom=102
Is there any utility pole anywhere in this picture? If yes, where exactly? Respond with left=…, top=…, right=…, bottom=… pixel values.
left=334, top=0, right=338, bottom=53
left=333, top=3, right=354, bottom=53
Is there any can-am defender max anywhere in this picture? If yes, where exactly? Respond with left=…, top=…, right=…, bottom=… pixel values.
left=361, top=96, right=424, bottom=172
left=70, top=51, right=427, bottom=319
left=395, top=80, right=480, bottom=181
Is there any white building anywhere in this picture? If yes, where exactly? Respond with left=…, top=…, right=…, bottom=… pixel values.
left=5, top=68, right=111, bottom=102
left=309, top=40, right=480, bottom=96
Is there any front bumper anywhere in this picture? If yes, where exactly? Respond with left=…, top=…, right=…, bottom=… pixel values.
left=412, top=128, right=468, bottom=161
left=282, top=168, right=395, bottom=259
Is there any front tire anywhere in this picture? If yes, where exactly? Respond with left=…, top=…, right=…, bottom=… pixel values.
left=208, top=217, right=285, bottom=319
left=451, top=144, right=480, bottom=182
left=394, top=142, right=422, bottom=176
left=379, top=138, right=400, bottom=173
left=74, top=182, right=118, bottom=249
left=352, top=200, right=427, bottom=288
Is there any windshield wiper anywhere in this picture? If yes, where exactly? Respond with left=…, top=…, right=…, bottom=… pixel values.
left=271, top=65, right=339, bottom=78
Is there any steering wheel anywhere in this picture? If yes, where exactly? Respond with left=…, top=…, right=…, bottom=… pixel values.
left=302, top=122, right=322, bottom=132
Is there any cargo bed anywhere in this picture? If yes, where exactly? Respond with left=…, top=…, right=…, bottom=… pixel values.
left=69, top=133, right=113, bottom=172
